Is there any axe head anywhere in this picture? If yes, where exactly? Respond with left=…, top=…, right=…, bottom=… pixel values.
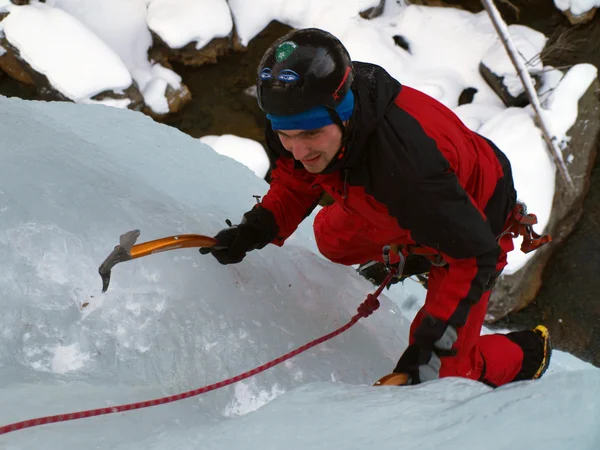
left=98, top=230, right=140, bottom=292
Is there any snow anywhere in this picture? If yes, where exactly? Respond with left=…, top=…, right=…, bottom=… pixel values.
left=50, top=0, right=183, bottom=113
left=543, top=64, right=598, bottom=150
left=366, top=6, right=501, bottom=107
left=2, top=3, right=132, bottom=102
left=53, top=0, right=151, bottom=75
left=554, top=0, right=600, bottom=16
left=0, top=93, right=598, bottom=450
left=198, top=134, right=270, bottom=179
left=142, top=63, right=183, bottom=114
left=147, top=0, right=233, bottom=50
left=228, top=0, right=382, bottom=47
left=538, top=66, right=568, bottom=103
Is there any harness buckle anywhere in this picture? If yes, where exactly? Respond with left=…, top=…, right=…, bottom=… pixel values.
left=500, top=202, right=552, bottom=253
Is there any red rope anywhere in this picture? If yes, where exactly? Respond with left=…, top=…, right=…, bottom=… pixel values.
left=0, top=272, right=394, bottom=436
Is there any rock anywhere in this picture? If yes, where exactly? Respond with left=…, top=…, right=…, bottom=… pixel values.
left=92, top=84, right=145, bottom=111
left=244, top=85, right=257, bottom=99
left=407, top=0, right=597, bottom=27
left=149, top=29, right=244, bottom=68
left=404, top=0, right=475, bottom=9
left=164, top=82, right=192, bottom=114
left=360, top=0, right=386, bottom=19
left=563, top=7, right=597, bottom=25
left=0, top=12, right=29, bottom=84
left=0, top=38, right=35, bottom=86
left=458, top=87, right=477, bottom=105
left=479, top=62, right=532, bottom=107
left=404, top=0, right=456, bottom=6
left=10, top=0, right=45, bottom=5
left=487, top=77, right=600, bottom=321
left=143, top=81, right=192, bottom=119
left=393, top=35, right=411, bottom=53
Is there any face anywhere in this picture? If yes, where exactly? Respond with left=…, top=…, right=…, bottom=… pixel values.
left=276, top=123, right=343, bottom=173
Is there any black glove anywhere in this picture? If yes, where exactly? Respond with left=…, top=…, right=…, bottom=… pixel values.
left=200, top=206, right=278, bottom=265
left=393, top=314, right=457, bottom=384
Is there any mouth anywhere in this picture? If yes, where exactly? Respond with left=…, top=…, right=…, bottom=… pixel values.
left=301, top=155, right=320, bottom=164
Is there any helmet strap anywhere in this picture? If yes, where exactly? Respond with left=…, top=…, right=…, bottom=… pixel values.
left=325, top=105, right=346, bottom=138
left=324, top=105, right=353, bottom=165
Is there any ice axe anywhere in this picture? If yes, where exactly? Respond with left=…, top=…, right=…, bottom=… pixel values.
left=373, top=372, right=410, bottom=386
left=98, top=230, right=219, bottom=293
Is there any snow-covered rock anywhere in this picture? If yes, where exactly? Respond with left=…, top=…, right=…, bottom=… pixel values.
left=1, top=2, right=143, bottom=108
left=479, top=25, right=547, bottom=107
left=147, top=0, right=243, bottom=67
left=554, top=0, right=599, bottom=24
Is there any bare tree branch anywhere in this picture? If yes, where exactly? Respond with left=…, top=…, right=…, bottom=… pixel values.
left=480, top=0, right=575, bottom=192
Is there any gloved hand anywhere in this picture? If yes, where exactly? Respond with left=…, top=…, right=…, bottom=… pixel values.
left=393, top=314, right=457, bottom=384
left=199, top=206, right=278, bottom=265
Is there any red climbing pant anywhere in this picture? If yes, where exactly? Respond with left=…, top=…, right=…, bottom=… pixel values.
left=314, top=202, right=525, bottom=387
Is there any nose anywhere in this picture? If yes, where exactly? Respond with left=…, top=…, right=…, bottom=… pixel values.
left=290, top=141, right=311, bottom=160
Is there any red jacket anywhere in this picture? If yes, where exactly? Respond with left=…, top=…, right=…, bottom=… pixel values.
left=259, top=62, right=516, bottom=329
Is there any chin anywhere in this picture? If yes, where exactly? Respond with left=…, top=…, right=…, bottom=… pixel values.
left=303, top=164, right=325, bottom=174
left=302, top=157, right=331, bottom=174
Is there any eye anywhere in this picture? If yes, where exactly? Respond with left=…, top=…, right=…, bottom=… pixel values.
left=278, top=70, right=299, bottom=83
left=259, top=68, right=272, bottom=80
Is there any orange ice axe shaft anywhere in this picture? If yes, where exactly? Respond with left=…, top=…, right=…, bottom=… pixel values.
left=98, top=230, right=218, bottom=292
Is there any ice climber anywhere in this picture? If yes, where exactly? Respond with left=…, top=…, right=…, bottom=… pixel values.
left=200, top=28, right=552, bottom=387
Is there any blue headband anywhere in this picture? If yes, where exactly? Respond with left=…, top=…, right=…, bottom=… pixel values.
left=267, top=89, right=355, bottom=130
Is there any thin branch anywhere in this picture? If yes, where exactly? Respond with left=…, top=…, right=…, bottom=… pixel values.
left=498, top=0, right=521, bottom=20
left=480, top=0, right=575, bottom=192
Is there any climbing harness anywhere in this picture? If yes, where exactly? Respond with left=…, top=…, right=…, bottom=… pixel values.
left=498, top=201, right=552, bottom=253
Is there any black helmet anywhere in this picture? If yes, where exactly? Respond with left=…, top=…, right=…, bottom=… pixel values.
left=256, top=28, right=353, bottom=117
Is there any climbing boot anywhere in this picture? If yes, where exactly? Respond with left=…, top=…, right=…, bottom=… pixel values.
left=506, top=325, right=552, bottom=381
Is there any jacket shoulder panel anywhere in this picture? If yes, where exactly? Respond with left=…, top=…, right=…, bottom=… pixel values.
left=356, top=102, right=498, bottom=259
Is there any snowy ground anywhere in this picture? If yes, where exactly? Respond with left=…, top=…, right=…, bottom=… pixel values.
left=0, top=91, right=598, bottom=450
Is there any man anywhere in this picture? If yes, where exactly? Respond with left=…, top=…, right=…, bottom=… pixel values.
left=200, top=28, right=552, bottom=387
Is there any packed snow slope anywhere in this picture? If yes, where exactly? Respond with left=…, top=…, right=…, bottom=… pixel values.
left=0, top=96, right=598, bottom=449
